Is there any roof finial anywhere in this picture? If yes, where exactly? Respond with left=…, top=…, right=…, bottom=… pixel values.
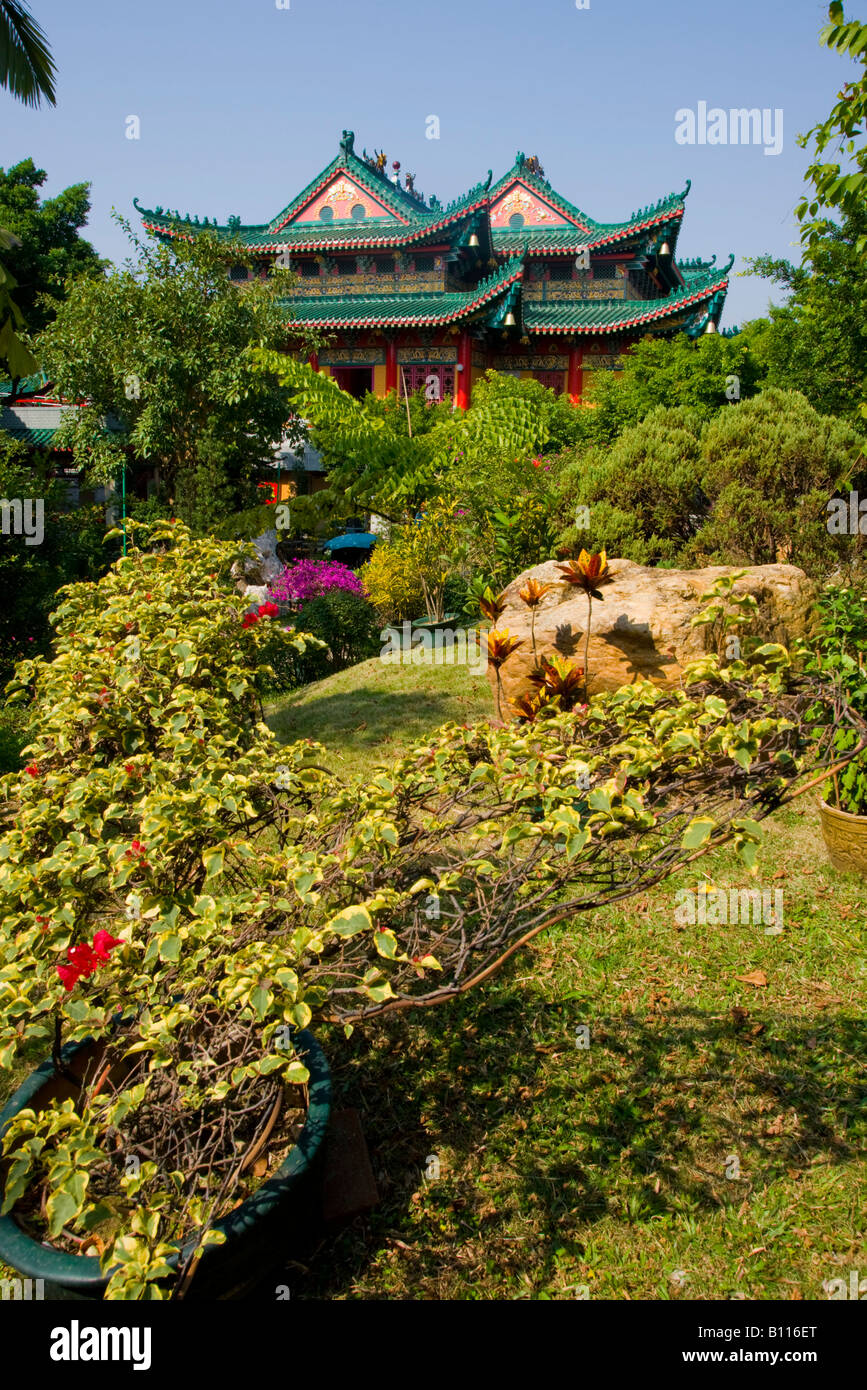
left=340, top=129, right=355, bottom=155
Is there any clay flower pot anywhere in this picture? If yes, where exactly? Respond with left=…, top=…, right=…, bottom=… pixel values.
left=818, top=797, right=867, bottom=876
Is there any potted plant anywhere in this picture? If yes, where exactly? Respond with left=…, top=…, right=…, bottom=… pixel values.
left=804, top=586, right=867, bottom=873
left=0, top=520, right=426, bottom=1300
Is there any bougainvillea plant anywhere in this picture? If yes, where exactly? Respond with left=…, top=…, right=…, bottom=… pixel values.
left=0, top=523, right=861, bottom=1300
left=267, top=558, right=365, bottom=609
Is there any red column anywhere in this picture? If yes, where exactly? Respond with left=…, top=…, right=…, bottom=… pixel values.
left=385, top=339, right=398, bottom=395
left=456, top=330, right=472, bottom=410
left=308, top=351, right=319, bottom=373
left=567, top=342, right=583, bottom=405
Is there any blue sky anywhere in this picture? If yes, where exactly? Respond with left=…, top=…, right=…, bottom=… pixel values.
left=0, top=0, right=852, bottom=325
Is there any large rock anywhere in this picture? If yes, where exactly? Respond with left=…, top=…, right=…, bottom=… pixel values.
left=231, top=529, right=283, bottom=590
left=487, top=559, right=814, bottom=718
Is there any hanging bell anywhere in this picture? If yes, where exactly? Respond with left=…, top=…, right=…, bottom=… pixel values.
left=503, top=310, right=516, bottom=327
left=468, top=232, right=480, bottom=249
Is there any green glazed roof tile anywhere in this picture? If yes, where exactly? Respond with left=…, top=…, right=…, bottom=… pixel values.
left=282, top=258, right=523, bottom=328
left=522, top=262, right=732, bottom=334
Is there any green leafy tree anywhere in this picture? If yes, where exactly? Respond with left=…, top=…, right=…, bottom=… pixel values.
left=0, top=2, right=56, bottom=377
left=578, top=333, right=765, bottom=447
left=39, top=226, right=320, bottom=532
left=797, top=3, right=867, bottom=258
left=0, top=159, right=104, bottom=358
left=252, top=353, right=583, bottom=525
left=743, top=206, right=867, bottom=426
left=692, top=388, right=863, bottom=571
left=555, top=406, right=706, bottom=565
left=556, top=390, right=862, bottom=575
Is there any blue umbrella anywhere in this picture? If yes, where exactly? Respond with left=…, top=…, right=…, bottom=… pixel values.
left=324, top=531, right=377, bottom=553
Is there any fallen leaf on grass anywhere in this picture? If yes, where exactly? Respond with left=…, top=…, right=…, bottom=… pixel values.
left=734, top=969, right=768, bottom=988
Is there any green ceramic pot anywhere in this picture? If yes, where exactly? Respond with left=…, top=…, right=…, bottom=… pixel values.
left=0, top=1029, right=331, bottom=1300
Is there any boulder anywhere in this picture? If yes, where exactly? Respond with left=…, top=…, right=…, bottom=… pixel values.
left=231, top=529, right=283, bottom=590
left=487, top=559, right=814, bottom=718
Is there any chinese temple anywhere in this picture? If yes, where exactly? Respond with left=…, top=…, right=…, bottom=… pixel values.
left=135, top=129, right=732, bottom=408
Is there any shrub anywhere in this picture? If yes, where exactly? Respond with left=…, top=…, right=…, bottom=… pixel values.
left=0, top=521, right=843, bottom=1298
left=555, top=407, right=705, bottom=564
left=295, top=589, right=381, bottom=676
left=687, top=388, right=862, bottom=572
left=555, top=389, right=864, bottom=576
left=360, top=499, right=469, bottom=623
left=268, top=557, right=365, bottom=608
left=359, top=537, right=426, bottom=623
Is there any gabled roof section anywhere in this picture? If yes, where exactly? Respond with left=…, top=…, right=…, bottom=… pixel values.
left=522, top=259, right=733, bottom=336
left=489, top=152, right=691, bottom=253
left=282, top=256, right=523, bottom=329
left=135, top=131, right=495, bottom=254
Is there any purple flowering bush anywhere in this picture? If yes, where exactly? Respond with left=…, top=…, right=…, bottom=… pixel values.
left=268, top=558, right=366, bottom=608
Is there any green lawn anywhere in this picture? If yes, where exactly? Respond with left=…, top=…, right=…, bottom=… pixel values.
left=265, top=654, right=494, bottom=782
left=263, top=658, right=867, bottom=1302
left=295, top=798, right=867, bottom=1301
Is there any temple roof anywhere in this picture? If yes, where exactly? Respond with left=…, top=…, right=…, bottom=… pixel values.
left=521, top=260, right=733, bottom=336
left=133, top=132, right=730, bottom=335
left=282, top=257, right=524, bottom=328
left=134, top=133, right=692, bottom=257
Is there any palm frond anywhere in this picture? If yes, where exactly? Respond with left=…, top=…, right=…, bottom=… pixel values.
left=0, top=0, right=56, bottom=108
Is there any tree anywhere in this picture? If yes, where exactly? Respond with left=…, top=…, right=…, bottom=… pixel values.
left=555, top=406, right=706, bottom=565
left=0, top=0, right=55, bottom=108
left=797, top=3, right=867, bottom=259
left=0, top=159, right=104, bottom=387
left=252, top=354, right=584, bottom=524
left=692, top=388, right=863, bottom=572
left=39, top=225, right=321, bottom=532
left=0, top=3, right=57, bottom=383
left=742, top=206, right=867, bottom=426
left=555, top=390, right=863, bottom=575
left=576, top=332, right=765, bottom=446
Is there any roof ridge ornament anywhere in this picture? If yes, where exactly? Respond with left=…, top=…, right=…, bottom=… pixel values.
left=339, top=129, right=355, bottom=155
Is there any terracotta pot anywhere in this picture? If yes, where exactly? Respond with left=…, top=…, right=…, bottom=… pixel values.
left=818, top=797, right=867, bottom=875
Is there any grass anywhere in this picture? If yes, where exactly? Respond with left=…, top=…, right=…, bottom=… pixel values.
left=265, top=653, right=493, bottom=782
left=262, top=657, right=867, bottom=1302
left=290, top=798, right=867, bottom=1301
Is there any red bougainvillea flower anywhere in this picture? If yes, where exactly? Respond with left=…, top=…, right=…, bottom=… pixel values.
left=57, top=964, right=80, bottom=992
left=92, top=930, right=124, bottom=961
left=241, top=612, right=260, bottom=629
left=36, top=914, right=50, bottom=932
left=25, top=763, right=39, bottom=777
left=67, top=942, right=98, bottom=978
left=257, top=601, right=280, bottom=619
left=532, top=457, right=542, bottom=468
left=124, top=839, right=149, bottom=866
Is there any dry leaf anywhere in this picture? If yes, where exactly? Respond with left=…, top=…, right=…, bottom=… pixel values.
left=735, top=969, right=768, bottom=988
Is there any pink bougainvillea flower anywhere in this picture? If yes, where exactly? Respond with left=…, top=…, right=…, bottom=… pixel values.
left=241, top=612, right=260, bottom=629
left=257, top=601, right=280, bottom=619
left=267, top=558, right=365, bottom=608
left=92, top=930, right=124, bottom=961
